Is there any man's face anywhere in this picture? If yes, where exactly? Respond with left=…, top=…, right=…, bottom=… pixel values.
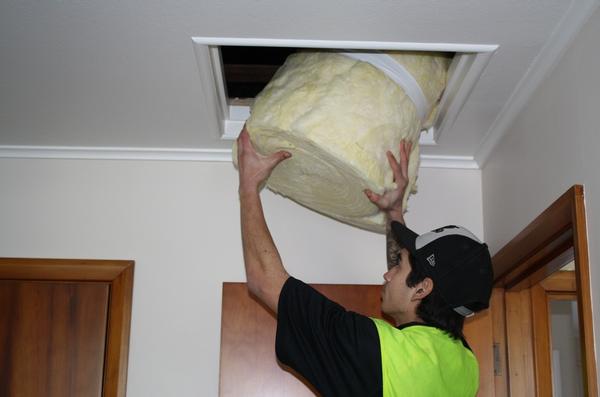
left=381, top=248, right=418, bottom=320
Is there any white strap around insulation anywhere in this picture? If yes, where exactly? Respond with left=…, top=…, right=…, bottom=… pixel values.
left=341, top=52, right=429, bottom=121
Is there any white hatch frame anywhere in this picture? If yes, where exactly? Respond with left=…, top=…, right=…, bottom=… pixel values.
left=192, top=37, right=497, bottom=146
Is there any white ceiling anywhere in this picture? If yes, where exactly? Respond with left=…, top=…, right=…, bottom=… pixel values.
left=0, top=0, right=598, bottom=168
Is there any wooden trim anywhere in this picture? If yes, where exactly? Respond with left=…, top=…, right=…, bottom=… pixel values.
left=491, top=288, right=508, bottom=396
left=539, top=270, right=577, bottom=292
left=501, top=235, right=572, bottom=291
left=505, top=289, right=536, bottom=396
left=0, top=258, right=130, bottom=281
left=572, top=188, right=598, bottom=397
left=530, top=284, right=552, bottom=397
left=0, top=258, right=134, bottom=397
left=103, top=262, right=134, bottom=397
left=464, top=305, right=495, bottom=397
left=493, top=187, right=574, bottom=288
left=547, top=292, right=577, bottom=301
left=530, top=283, right=578, bottom=397
left=491, top=185, right=598, bottom=396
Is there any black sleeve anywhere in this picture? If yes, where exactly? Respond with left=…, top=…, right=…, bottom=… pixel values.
left=275, top=277, right=382, bottom=397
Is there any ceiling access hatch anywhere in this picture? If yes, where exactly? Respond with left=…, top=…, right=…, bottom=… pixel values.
left=192, top=38, right=497, bottom=146
left=219, top=46, right=299, bottom=100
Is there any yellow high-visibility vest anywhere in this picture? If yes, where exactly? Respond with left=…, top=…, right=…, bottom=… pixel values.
left=371, top=318, right=479, bottom=397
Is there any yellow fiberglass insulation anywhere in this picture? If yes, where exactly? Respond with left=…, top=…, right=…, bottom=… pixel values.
left=234, top=51, right=451, bottom=233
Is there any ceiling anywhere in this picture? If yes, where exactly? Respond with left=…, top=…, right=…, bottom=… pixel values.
left=0, top=0, right=598, bottom=168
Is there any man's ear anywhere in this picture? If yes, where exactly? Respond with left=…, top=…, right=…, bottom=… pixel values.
left=412, top=277, right=434, bottom=300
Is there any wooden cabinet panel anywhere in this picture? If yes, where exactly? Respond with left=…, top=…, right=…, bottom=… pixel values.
left=220, top=283, right=313, bottom=396
left=219, top=283, right=385, bottom=396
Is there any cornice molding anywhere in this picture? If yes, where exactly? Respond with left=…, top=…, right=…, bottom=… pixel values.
left=0, top=145, right=479, bottom=169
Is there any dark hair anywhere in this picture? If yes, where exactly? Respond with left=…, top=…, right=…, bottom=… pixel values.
left=405, top=252, right=465, bottom=341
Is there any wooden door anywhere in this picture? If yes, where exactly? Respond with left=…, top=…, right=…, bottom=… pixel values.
left=219, top=282, right=497, bottom=396
left=0, top=280, right=109, bottom=396
left=0, top=258, right=134, bottom=397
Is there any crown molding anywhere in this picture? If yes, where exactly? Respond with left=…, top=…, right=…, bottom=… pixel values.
left=0, top=145, right=479, bottom=169
left=0, top=145, right=232, bottom=162
left=474, top=0, right=600, bottom=167
left=419, top=154, right=479, bottom=170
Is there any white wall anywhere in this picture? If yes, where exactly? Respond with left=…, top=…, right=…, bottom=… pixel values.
left=0, top=158, right=482, bottom=396
left=482, top=3, right=600, bottom=379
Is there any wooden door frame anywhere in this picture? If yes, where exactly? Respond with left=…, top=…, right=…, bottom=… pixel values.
left=0, top=258, right=134, bottom=397
left=530, top=272, right=578, bottom=396
left=492, top=185, right=597, bottom=396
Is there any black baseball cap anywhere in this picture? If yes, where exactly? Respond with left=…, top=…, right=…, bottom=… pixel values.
left=391, top=222, right=493, bottom=317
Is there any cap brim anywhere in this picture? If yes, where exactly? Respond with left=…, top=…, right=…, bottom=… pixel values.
left=391, top=221, right=419, bottom=254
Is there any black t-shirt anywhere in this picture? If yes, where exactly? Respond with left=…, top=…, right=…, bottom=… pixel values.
left=275, top=277, right=383, bottom=397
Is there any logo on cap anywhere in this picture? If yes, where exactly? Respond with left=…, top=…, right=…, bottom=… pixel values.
left=426, top=254, right=436, bottom=267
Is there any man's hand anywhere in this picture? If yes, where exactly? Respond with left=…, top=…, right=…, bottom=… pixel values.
left=364, top=139, right=413, bottom=269
left=237, top=126, right=291, bottom=195
left=364, top=139, right=412, bottom=224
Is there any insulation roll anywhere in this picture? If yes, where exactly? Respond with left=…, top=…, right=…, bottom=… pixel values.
left=234, top=51, right=451, bottom=233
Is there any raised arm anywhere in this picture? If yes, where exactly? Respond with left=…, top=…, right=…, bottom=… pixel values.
left=364, top=140, right=413, bottom=269
left=237, top=127, right=292, bottom=313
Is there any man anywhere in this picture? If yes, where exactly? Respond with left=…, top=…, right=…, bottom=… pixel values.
left=237, top=126, right=493, bottom=396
